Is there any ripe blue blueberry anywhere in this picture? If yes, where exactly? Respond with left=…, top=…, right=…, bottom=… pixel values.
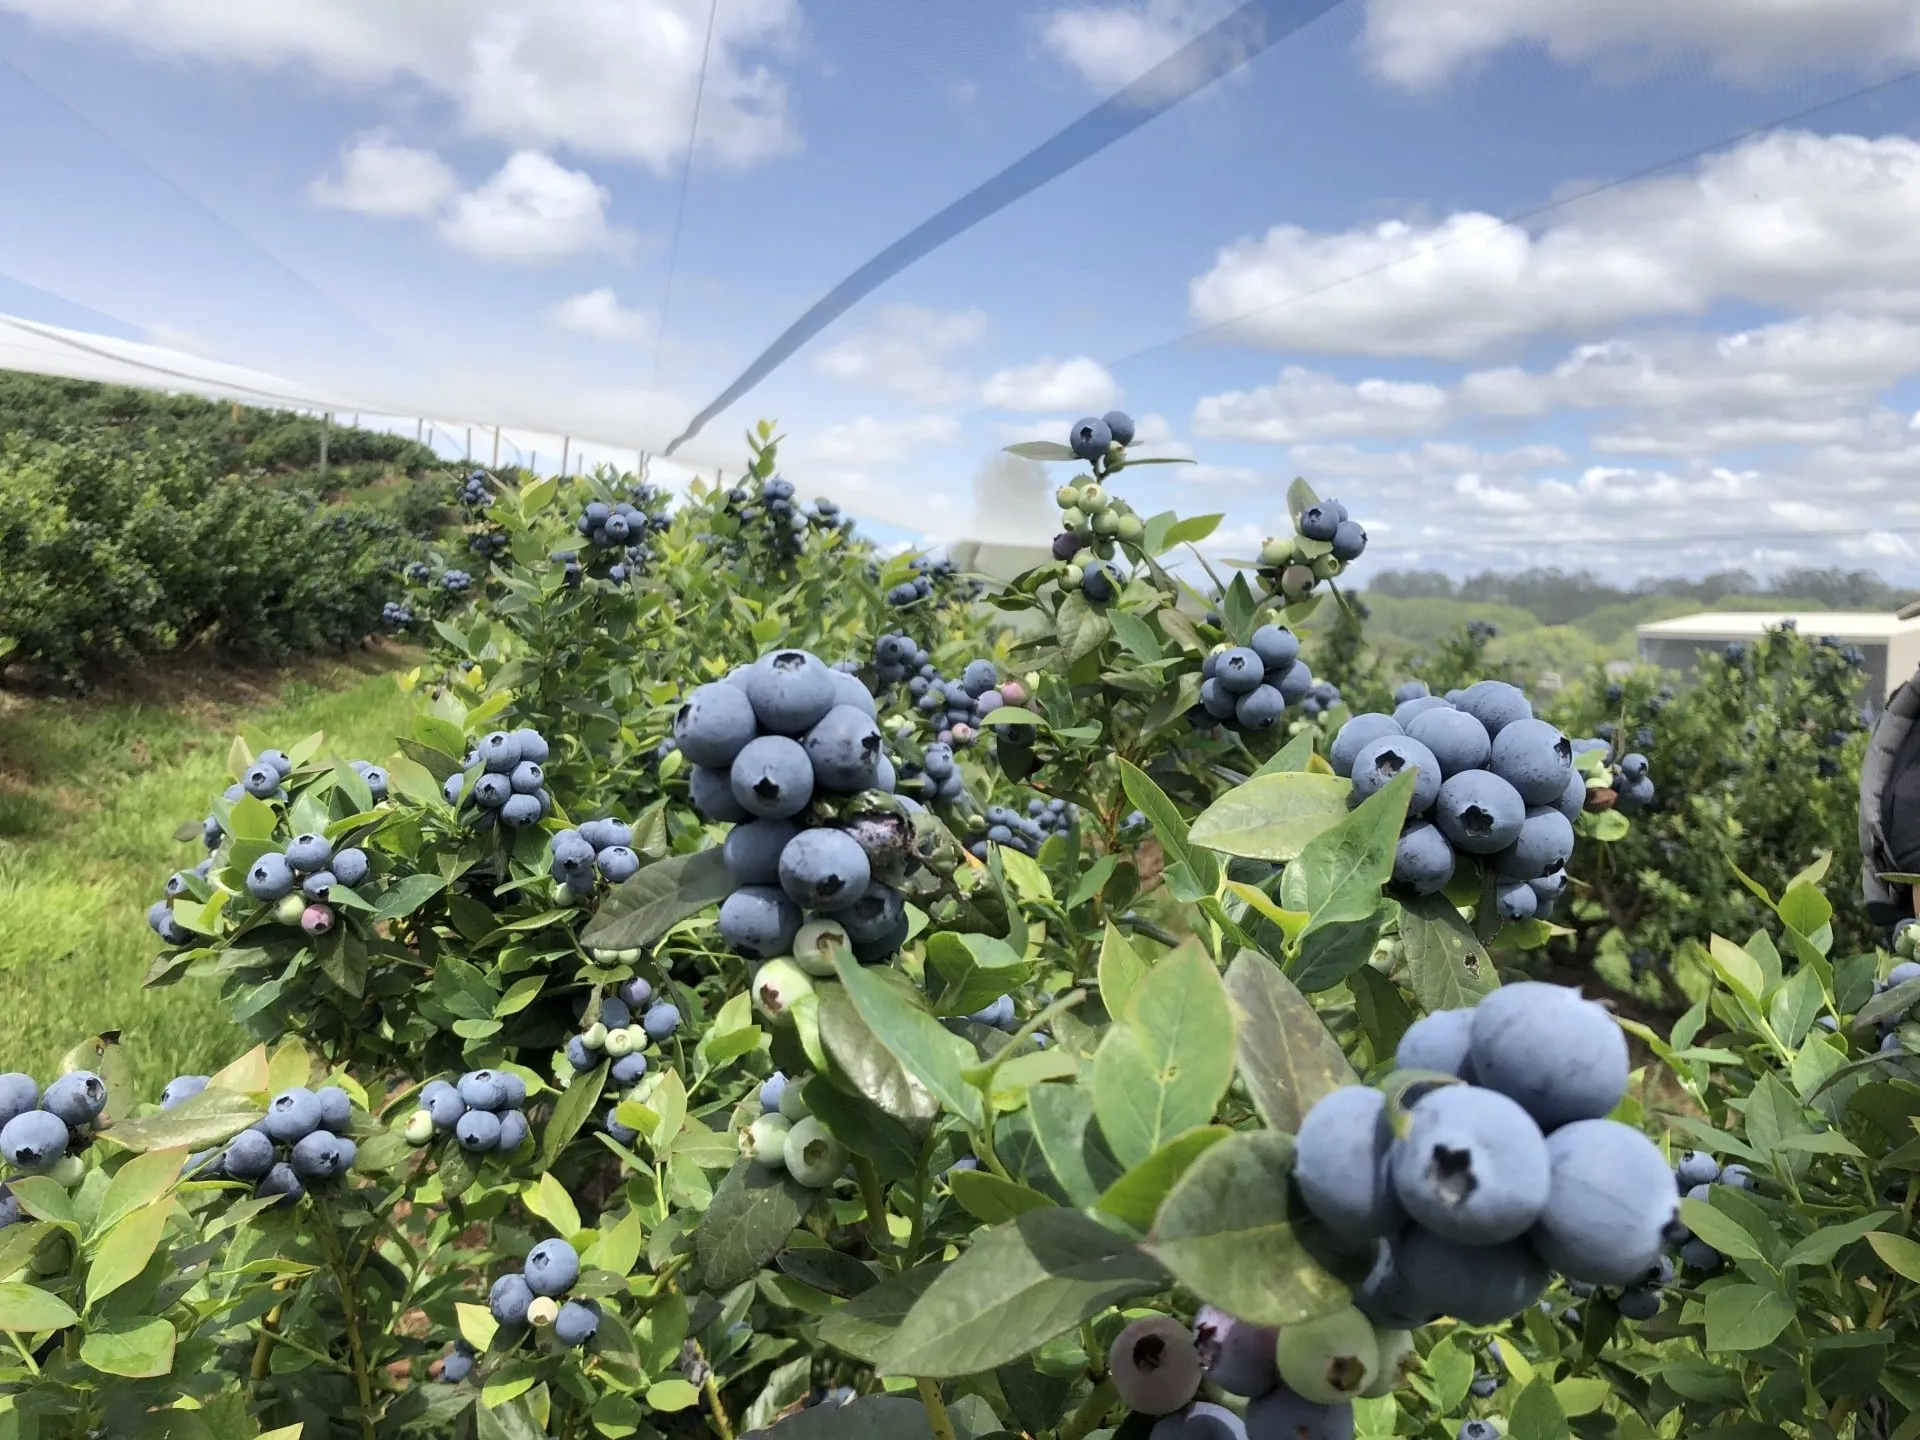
left=509, top=761, right=544, bottom=795
left=842, top=885, right=908, bottom=954
left=423, top=1082, right=465, bottom=1131
left=828, top=668, right=878, bottom=718
left=1404, top=708, right=1493, bottom=777
left=459, top=1071, right=509, bottom=1111
left=719, top=885, right=802, bottom=959
left=443, top=773, right=467, bottom=806
left=257, top=1163, right=305, bottom=1209
left=472, top=774, right=512, bottom=809
left=246, top=853, right=297, bottom=901
left=42, top=1072, right=106, bottom=1129
left=1455, top=680, right=1532, bottom=738
left=286, top=833, right=332, bottom=873
left=1251, top=623, right=1300, bottom=673
left=499, top=793, right=542, bottom=827
left=498, top=1111, right=530, bottom=1151
left=804, top=705, right=885, bottom=793
left=1330, top=714, right=1403, bottom=778
left=968, top=995, right=1017, bottom=1030
left=675, top=683, right=761, bottom=768
left=597, top=846, right=641, bottom=883
left=525, top=1238, right=581, bottom=1297
left=1468, top=982, right=1629, bottom=1131
left=1191, top=1305, right=1279, bottom=1399
left=1552, top=768, right=1588, bottom=824
left=643, top=1003, right=682, bottom=1041
left=1528, top=1119, right=1679, bottom=1286
left=778, top=829, right=873, bottom=913
left=1330, top=519, right=1367, bottom=562
left=1494, top=807, right=1576, bottom=882
left=302, top=870, right=336, bottom=901
left=1102, top=410, right=1136, bottom=447
left=258, top=749, right=293, bottom=780
left=291, top=1131, right=351, bottom=1180
left=1236, top=685, right=1287, bottom=731
left=490, top=1273, right=534, bottom=1327
left=1215, top=648, right=1265, bottom=695
left=1496, top=881, right=1537, bottom=922
left=1681, top=1238, right=1724, bottom=1272
left=604, top=1107, right=639, bottom=1145
left=1618, top=752, right=1649, bottom=780
left=159, top=1074, right=209, bottom=1112
left=262, top=1087, right=324, bottom=1143
left=1719, top=1163, right=1756, bottom=1191
left=1395, top=1009, right=1476, bottom=1079
left=1434, top=770, right=1526, bottom=855
left=456, top=1110, right=502, bottom=1152
left=1393, top=1225, right=1550, bottom=1326
left=1244, top=1386, right=1354, bottom=1440
left=1391, top=1084, right=1551, bottom=1244
left=242, top=763, right=281, bottom=799
left=1349, top=736, right=1443, bottom=816
left=360, top=767, right=389, bottom=801
left=0, top=1111, right=70, bottom=1172
left=746, top=650, right=838, bottom=736
left=0, top=1074, right=40, bottom=1129
left=1069, top=416, right=1113, bottom=460
left=1490, top=718, right=1575, bottom=806
left=316, top=1085, right=351, bottom=1133
left=1152, top=1401, right=1250, bottom=1439
left=730, top=735, right=815, bottom=820
left=1392, top=822, right=1456, bottom=896
left=1675, top=1150, right=1721, bottom=1188
left=222, top=1127, right=275, bottom=1179
left=1109, top=1315, right=1203, bottom=1415
left=760, top=1073, right=788, bottom=1113
left=725, top=819, right=800, bottom=887
left=1298, top=503, right=1343, bottom=542
left=478, top=731, right=520, bottom=773
left=610, top=1052, right=648, bottom=1086
left=1294, top=1085, right=1404, bottom=1243
left=1393, top=681, right=1429, bottom=704
left=619, top=976, right=653, bottom=1009
left=1458, top=1423, right=1498, bottom=1440
left=554, top=1299, right=599, bottom=1346
left=441, top=1348, right=474, bottom=1384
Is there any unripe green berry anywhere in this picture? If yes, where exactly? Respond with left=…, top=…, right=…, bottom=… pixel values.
left=783, top=1116, right=848, bottom=1188
left=49, top=1156, right=85, bottom=1190
left=1312, top=553, right=1341, bottom=581
left=274, top=895, right=307, bottom=927
left=778, top=1081, right=812, bottom=1124
left=1116, top=514, right=1145, bottom=542
left=1055, top=484, right=1082, bottom=509
left=1062, top=563, right=1085, bottom=587
left=1275, top=1304, right=1379, bottom=1405
left=793, top=918, right=850, bottom=978
left=527, top=1296, right=559, bottom=1328
left=582, top=1023, right=608, bottom=1052
left=740, top=1113, right=792, bottom=1167
left=1259, top=535, right=1294, bottom=567
left=1092, top=509, right=1121, bottom=537
left=604, top=1027, right=636, bottom=1058
left=752, top=957, right=815, bottom=1027
left=404, top=1109, right=435, bottom=1146
left=1080, top=483, right=1109, bottom=513
left=1060, top=507, right=1084, bottom=532
left=1362, top=1328, right=1417, bottom=1397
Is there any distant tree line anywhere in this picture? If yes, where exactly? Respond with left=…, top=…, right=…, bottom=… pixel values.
left=1366, top=565, right=1916, bottom=625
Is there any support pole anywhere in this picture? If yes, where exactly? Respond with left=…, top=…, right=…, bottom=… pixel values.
left=465, top=427, right=472, bottom=461
left=319, top=412, right=331, bottom=477
left=492, top=427, right=501, bottom=468
left=415, top=418, right=423, bottom=442
left=561, top=436, right=570, bottom=476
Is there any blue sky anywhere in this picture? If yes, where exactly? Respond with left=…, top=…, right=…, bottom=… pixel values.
left=2, top=0, right=1920, bottom=582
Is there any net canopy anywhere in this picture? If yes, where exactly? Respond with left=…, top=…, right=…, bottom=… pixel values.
left=1, top=0, right=1919, bottom=573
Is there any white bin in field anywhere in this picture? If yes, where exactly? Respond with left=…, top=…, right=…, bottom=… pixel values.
left=1635, top=611, right=1920, bottom=716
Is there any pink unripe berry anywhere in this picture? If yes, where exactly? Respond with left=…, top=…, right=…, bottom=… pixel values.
left=1000, top=680, right=1028, bottom=705
left=301, top=904, right=335, bottom=936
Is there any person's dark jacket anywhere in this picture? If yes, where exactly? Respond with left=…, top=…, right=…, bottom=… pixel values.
left=1862, top=669, right=1920, bottom=927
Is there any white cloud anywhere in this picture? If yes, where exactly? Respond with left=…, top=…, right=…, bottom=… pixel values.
left=548, top=288, right=655, bottom=343
left=0, top=0, right=801, bottom=171
left=1037, top=0, right=1242, bottom=93
left=1363, top=0, right=1920, bottom=89
left=310, top=132, right=458, bottom=217
left=796, top=415, right=963, bottom=466
left=1290, top=440, right=1573, bottom=478
left=1192, top=366, right=1450, bottom=442
left=980, top=356, right=1120, bottom=412
left=813, top=305, right=988, bottom=405
left=438, top=152, right=627, bottom=263
left=1187, top=131, right=1920, bottom=359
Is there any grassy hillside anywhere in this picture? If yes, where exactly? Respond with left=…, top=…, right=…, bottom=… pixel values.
left=0, top=652, right=415, bottom=1092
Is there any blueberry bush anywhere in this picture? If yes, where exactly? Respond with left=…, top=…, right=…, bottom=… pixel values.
left=4, top=412, right=1918, bottom=1440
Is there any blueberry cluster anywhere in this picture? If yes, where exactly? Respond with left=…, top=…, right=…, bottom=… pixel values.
left=486, top=1238, right=598, bottom=1347
left=441, top=569, right=473, bottom=593
left=201, top=1084, right=360, bottom=1208
left=381, top=600, right=415, bottom=629
left=1299, top=679, right=1344, bottom=721
left=722, top=476, right=845, bottom=560
left=1611, top=750, right=1655, bottom=811
left=560, top=980, right=678, bottom=1093
left=1288, top=984, right=1674, bottom=1344
left=1669, top=1150, right=1756, bottom=1276
left=737, top=1072, right=847, bottom=1188
left=443, top=728, right=554, bottom=830
left=402, top=1070, right=531, bottom=1157
left=576, top=492, right=671, bottom=581
left=1334, top=681, right=1579, bottom=921
left=468, top=528, right=510, bottom=563
left=548, top=818, right=642, bottom=901
left=241, top=832, right=370, bottom=937
left=148, top=858, right=215, bottom=946
left=885, top=556, right=946, bottom=607
left=872, top=636, right=1024, bottom=754
left=405, top=561, right=431, bottom=584
left=0, top=1070, right=107, bottom=1185
left=438, top=1340, right=477, bottom=1385
left=348, top=758, right=392, bottom=803
left=966, top=800, right=1076, bottom=862
left=674, top=649, right=911, bottom=968
left=1250, top=498, right=1367, bottom=606
left=1869, top=949, right=1920, bottom=1054
left=456, top=470, right=491, bottom=510
left=1195, top=624, right=1318, bottom=736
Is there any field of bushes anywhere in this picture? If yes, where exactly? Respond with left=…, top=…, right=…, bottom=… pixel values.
left=0, top=382, right=1916, bottom=1440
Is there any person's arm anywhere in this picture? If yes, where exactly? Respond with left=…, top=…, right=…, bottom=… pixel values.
left=1862, top=674, right=1920, bottom=926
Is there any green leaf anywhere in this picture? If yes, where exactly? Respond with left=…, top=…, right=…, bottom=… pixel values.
left=372, top=873, right=448, bottom=923
left=875, top=1209, right=1166, bottom=1378
left=1163, top=513, right=1223, bottom=547
left=832, top=953, right=984, bottom=1127
left=1118, top=760, right=1216, bottom=893
left=1095, top=1126, right=1230, bottom=1231
left=1398, top=896, right=1498, bottom=1010
left=1108, top=610, right=1164, bottom=663
left=540, top=1062, right=606, bottom=1171
left=1508, top=1376, right=1570, bottom=1440
left=1292, top=770, right=1410, bottom=936
left=80, top=1317, right=176, bottom=1378
left=817, top=1264, right=948, bottom=1364
left=1026, top=1083, right=1124, bottom=1209
left=1253, top=732, right=1317, bottom=777
left=1097, top=923, right=1147, bottom=1020
left=695, top=1161, right=814, bottom=1292
left=1704, top=1284, right=1796, bottom=1350
left=581, top=848, right=735, bottom=949
left=1189, top=773, right=1351, bottom=861
left=1868, top=1231, right=1920, bottom=1282
left=1003, top=440, right=1076, bottom=461
left=86, top=1201, right=171, bottom=1310
left=1147, top=1131, right=1347, bottom=1325
left=1092, top=945, right=1235, bottom=1168
left=949, top=1171, right=1056, bottom=1225
left=741, top=1395, right=937, bottom=1437
left=456, top=1302, right=499, bottom=1352
left=1223, top=951, right=1355, bottom=1135
left=92, top=1149, right=187, bottom=1237
left=1055, top=593, right=1111, bottom=665
left=924, top=933, right=1030, bottom=1018
left=0, top=1281, right=78, bottom=1331
left=536, top=1174, right=583, bottom=1239
left=1783, top=1211, right=1893, bottom=1268
left=801, top=1068, right=929, bottom=1183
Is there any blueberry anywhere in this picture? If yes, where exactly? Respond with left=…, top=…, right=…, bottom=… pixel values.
left=968, top=995, right=1017, bottom=1030
left=291, top=1131, right=352, bottom=1180
left=286, top=833, right=333, bottom=873
left=719, top=885, right=803, bottom=959
left=618, top=976, right=653, bottom=1009
left=1395, top=1008, right=1477, bottom=1079
left=1890, top=961, right=1920, bottom=986
left=456, top=1110, right=502, bottom=1152
left=1251, top=623, right=1300, bottom=673
left=1069, top=416, right=1113, bottom=461
left=1330, top=519, right=1367, bottom=562
left=803, top=705, right=886, bottom=794
left=842, top=885, right=908, bottom=954
left=554, top=1299, right=599, bottom=1347
left=674, top=683, right=761, bottom=768
left=1391, top=1084, right=1550, bottom=1244
left=258, top=749, right=293, bottom=780
left=1236, top=685, right=1287, bottom=732
left=1495, top=808, right=1576, bottom=883
left=1393, top=1225, right=1550, bottom=1325
left=262, top=1087, right=324, bottom=1143
left=778, top=828, right=873, bottom=913
left=1454, top=680, right=1532, bottom=738
left=42, top=1072, right=107, bottom=1129
left=604, top=1107, right=640, bottom=1145
left=1274, top=1305, right=1377, bottom=1405
left=1102, top=410, right=1136, bottom=447
left=1720, top=1163, right=1756, bottom=1191
left=598, top=846, right=641, bottom=884
left=316, top=1085, right=352, bottom=1133
left=441, top=1348, right=475, bottom=1384
left=498, top=1111, right=530, bottom=1151
left=1434, top=770, right=1526, bottom=854
left=222, top=1127, right=276, bottom=1179
left=499, top=793, right=542, bottom=827
left=443, top=773, right=467, bottom=806
left=246, top=853, right=297, bottom=901
left=1191, top=1305, right=1279, bottom=1399
left=643, top=1003, right=682, bottom=1041
left=424, top=1083, right=466, bottom=1131
left=828, top=668, right=878, bottom=717
left=610, top=1052, right=648, bottom=1086
left=1329, top=714, right=1403, bottom=778
left=0, top=1111, right=70, bottom=1172
left=1349, top=736, right=1443, bottom=816
left=1552, top=767, right=1589, bottom=825
left=1680, top=1238, right=1724, bottom=1272
left=759, top=1073, right=789, bottom=1114
left=1293, top=1086, right=1404, bottom=1243
left=1618, top=752, right=1650, bottom=780
left=1392, top=822, right=1456, bottom=896
left=472, top=774, right=512, bottom=809
left=490, top=1272, right=534, bottom=1326
left=690, top=764, right=750, bottom=821
left=1458, top=1424, right=1498, bottom=1440
left=1152, top=1401, right=1250, bottom=1439
left=459, top=1071, right=509, bottom=1111
left=1618, top=1286, right=1661, bottom=1321
left=525, top=1238, right=581, bottom=1297
left=1200, top=678, right=1238, bottom=722
left=1489, top=717, right=1574, bottom=807
left=1215, top=648, right=1265, bottom=696
left=257, top=1163, right=305, bottom=1209
left=1392, top=681, right=1429, bottom=704
left=746, top=650, right=838, bottom=737
left=1275, top=661, right=1314, bottom=707
left=1403, top=708, right=1493, bottom=778
left=509, top=761, right=545, bottom=796
left=1244, top=1386, right=1355, bottom=1440
left=1527, top=1119, right=1678, bottom=1285
left=0, top=1075, right=39, bottom=1129
left=725, top=819, right=800, bottom=886
left=1467, top=982, right=1629, bottom=1130
left=599, top=996, right=632, bottom=1030
left=1298, top=503, right=1342, bottom=542
left=731, top=735, right=816, bottom=820
left=1496, top=881, right=1537, bottom=922
left=302, top=870, right=336, bottom=901
left=360, top=767, right=389, bottom=801
left=1109, top=1315, right=1203, bottom=1415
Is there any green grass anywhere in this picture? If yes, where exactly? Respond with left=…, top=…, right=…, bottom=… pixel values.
left=0, top=653, right=415, bottom=1095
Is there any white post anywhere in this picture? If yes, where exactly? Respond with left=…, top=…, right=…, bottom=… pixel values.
left=319, top=412, right=331, bottom=476
left=492, top=427, right=501, bottom=468
left=561, top=436, right=570, bottom=475
left=465, top=427, right=472, bottom=461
